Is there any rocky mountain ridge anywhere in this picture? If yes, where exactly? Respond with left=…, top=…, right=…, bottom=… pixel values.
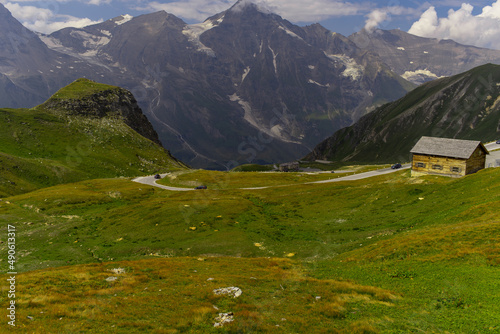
left=2, top=0, right=500, bottom=168
left=349, top=29, right=500, bottom=85
left=30, top=1, right=415, bottom=168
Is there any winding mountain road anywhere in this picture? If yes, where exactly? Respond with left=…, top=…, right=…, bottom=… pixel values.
left=132, top=164, right=412, bottom=191
left=132, top=141, right=500, bottom=191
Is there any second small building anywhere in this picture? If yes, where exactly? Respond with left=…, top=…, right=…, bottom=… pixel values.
left=410, top=136, right=489, bottom=177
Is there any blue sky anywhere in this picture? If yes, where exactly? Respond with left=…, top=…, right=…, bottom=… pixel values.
left=2, top=0, right=500, bottom=49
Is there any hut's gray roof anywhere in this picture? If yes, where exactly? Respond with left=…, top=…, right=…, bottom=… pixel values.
left=410, top=136, right=489, bottom=159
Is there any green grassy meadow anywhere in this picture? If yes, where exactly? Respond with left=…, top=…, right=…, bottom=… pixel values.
left=1, top=166, right=500, bottom=332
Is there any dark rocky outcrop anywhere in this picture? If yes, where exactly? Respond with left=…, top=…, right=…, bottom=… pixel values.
left=41, top=79, right=162, bottom=146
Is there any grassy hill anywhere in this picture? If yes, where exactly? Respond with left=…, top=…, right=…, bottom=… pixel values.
left=1, top=166, right=500, bottom=332
left=306, top=64, right=500, bottom=164
left=0, top=79, right=186, bottom=197
left=2, top=77, right=499, bottom=333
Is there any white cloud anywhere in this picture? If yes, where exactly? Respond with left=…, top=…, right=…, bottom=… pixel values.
left=409, top=1, right=500, bottom=50
left=265, top=0, right=362, bottom=22
left=364, top=6, right=420, bottom=32
left=3, top=1, right=103, bottom=33
left=87, top=0, right=112, bottom=5
left=139, top=0, right=364, bottom=23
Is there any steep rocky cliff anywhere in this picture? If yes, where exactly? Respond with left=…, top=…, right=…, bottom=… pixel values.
left=41, top=78, right=162, bottom=146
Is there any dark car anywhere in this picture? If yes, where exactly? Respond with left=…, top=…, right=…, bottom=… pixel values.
left=496, top=139, right=500, bottom=144
left=391, top=163, right=402, bottom=169
left=195, top=185, right=207, bottom=189
left=154, top=174, right=162, bottom=179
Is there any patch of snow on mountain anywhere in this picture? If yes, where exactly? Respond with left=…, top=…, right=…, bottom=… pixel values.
left=397, top=47, right=405, bottom=51
left=183, top=20, right=217, bottom=57
left=39, top=34, right=112, bottom=70
left=278, top=26, right=303, bottom=41
left=308, top=65, right=315, bottom=70
left=423, top=51, right=429, bottom=54
left=242, top=67, right=251, bottom=83
left=69, top=30, right=110, bottom=48
left=268, top=46, right=278, bottom=75
left=115, top=14, right=133, bottom=26
left=324, top=53, right=363, bottom=81
left=229, top=94, right=300, bottom=144
left=229, top=94, right=258, bottom=128
left=402, top=69, right=445, bottom=84
left=216, top=14, right=225, bottom=24
left=39, top=35, right=65, bottom=50
left=308, top=79, right=330, bottom=87
left=100, top=30, right=111, bottom=36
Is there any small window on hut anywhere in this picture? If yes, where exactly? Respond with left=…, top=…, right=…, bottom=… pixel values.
left=415, top=162, right=425, bottom=168
left=432, top=164, right=443, bottom=170
left=451, top=166, right=461, bottom=173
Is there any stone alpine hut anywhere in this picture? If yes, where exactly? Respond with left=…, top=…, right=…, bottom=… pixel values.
left=410, top=136, right=489, bottom=177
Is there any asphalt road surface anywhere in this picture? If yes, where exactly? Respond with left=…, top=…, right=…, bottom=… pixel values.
left=132, top=175, right=194, bottom=191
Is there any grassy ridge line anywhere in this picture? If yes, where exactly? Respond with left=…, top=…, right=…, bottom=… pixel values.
left=43, top=78, right=122, bottom=101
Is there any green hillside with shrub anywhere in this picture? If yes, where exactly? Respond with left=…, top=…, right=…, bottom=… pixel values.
left=306, top=64, right=500, bottom=164
left=0, top=79, right=186, bottom=197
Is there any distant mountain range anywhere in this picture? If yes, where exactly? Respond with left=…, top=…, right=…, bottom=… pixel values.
left=349, top=29, right=500, bottom=85
left=2, top=0, right=500, bottom=168
left=305, top=64, right=500, bottom=164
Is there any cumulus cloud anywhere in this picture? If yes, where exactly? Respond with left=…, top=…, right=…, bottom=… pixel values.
left=139, top=0, right=364, bottom=23
left=364, top=6, right=420, bottom=32
left=409, top=1, right=500, bottom=50
left=3, top=1, right=103, bottom=33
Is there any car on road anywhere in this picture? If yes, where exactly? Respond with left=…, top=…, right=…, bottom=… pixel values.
left=496, top=139, right=500, bottom=144
left=195, top=185, right=207, bottom=189
left=391, top=163, right=402, bottom=169
left=154, top=174, right=162, bottom=179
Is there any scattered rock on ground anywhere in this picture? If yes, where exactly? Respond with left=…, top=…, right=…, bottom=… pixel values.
left=213, top=287, right=242, bottom=298
left=214, top=312, right=234, bottom=327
